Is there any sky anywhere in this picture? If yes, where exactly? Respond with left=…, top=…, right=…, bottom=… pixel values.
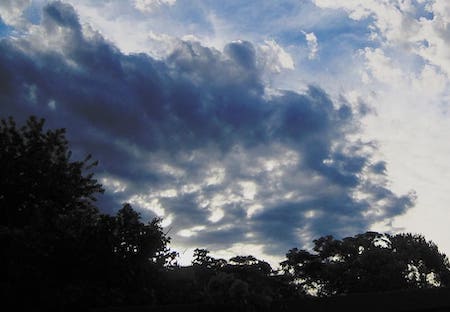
left=1, top=0, right=449, bottom=266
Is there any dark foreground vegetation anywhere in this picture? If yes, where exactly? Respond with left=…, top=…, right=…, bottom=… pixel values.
left=2, top=116, right=450, bottom=310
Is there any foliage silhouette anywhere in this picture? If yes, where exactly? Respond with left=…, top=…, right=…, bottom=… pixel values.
left=0, top=116, right=173, bottom=309
left=189, top=248, right=297, bottom=310
left=281, top=231, right=450, bottom=296
left=0, top=116, right=103, bottom=228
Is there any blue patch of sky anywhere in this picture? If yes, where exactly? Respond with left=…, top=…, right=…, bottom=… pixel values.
left=419, top=39, right=429, bottom=48
left=169, top=3, right=214, bottom=32
left=133, top=1, right=215, bottom=39
left=23, top=1, right=42, bottom=25
left=315, top=21, right=378, bottom=62
left=274, top=7, right=375, bottom=46
left=274, top=13, right=380, bottom=88
left=0, top=18, right=13, bottom=39
left=397, top=0, right=434, bottom=21
left=276, top=12, right=378, bottom=67
left=421, top=10, right=434, bottom=21
left=189, top=0, right=322, bottom=42
left=206, top=0, right=302, bottom=27
left=316, top=14, right=376, bottom=48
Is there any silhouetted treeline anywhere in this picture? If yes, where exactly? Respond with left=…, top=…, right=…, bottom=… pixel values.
left=1, top=116, right=450, bottom=310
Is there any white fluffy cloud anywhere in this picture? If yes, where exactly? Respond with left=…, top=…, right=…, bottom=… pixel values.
left=258, top=39, right=295, bottom=73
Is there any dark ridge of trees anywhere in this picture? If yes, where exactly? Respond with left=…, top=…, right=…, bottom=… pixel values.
left=1, top=116, right=450, bottom=310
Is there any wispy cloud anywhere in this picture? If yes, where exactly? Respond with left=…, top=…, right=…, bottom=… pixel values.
left=302, top=31, right=319, bottom=60
left=134, top=0, right=176, bottom=13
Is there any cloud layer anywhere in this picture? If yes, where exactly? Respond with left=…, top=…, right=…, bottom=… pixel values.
left=0, top=2, right=415, bottom=260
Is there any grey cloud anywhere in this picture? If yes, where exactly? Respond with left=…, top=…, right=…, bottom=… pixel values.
left=0, top=2, right=415, bottom=258
left=43, top=1, right=80, bottom=30
left=224, top=40, right=257, bottom=70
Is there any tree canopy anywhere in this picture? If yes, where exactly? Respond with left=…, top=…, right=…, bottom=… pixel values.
left=0, top=116, right=103, bottom=229
left=0, top=116, right=173, bottom=308
left=281, top=231, right=450, bottom=296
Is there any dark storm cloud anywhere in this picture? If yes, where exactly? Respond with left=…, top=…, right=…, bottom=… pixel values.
left=0, top=2, right=415, bottom=256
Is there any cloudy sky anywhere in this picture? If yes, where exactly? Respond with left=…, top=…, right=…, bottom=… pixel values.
left=1, top=0, right=449, bottom=266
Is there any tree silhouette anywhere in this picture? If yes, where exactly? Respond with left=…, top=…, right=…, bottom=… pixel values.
left=190, top=249, right=296, bottom=309
left=0, top=116, right=173, bottom=308
left=281, top=231, right=450, bottom=296
left=0, top=116, right=103, bottom=229
left=193, top=248, right=227, bottom=269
